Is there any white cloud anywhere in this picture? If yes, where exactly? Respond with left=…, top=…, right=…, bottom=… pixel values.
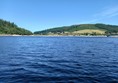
left=83, top=6, right=118, bottom=23
left=94, top=6, right=118, bottom=18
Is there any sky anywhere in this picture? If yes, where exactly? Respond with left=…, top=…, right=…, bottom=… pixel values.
left=0, top=0, right=118, bottom=32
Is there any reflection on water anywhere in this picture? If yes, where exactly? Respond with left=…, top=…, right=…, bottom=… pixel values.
left=0, top=36, right=118, bottom=83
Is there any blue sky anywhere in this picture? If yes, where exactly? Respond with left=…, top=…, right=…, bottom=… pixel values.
left=0, top=0, right=118, bottom=32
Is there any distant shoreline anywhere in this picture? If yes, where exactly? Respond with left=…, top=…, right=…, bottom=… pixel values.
left=0, top=34, right=118, bottom=37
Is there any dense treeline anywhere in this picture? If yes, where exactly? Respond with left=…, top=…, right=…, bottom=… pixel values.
left=0, top=19, right=32, bottom=35
left=95, top=24, right=118, bottom=35
left=34, top=23, right=118, bottom=35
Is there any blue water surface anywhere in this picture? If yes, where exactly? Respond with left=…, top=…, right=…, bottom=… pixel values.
left=0, top=36, right=118, bottom=83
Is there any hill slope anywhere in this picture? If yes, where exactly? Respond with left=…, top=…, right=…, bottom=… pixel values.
left=0, top=19, right=32, bottom=35
left=34, top=24, right=118, bottom=35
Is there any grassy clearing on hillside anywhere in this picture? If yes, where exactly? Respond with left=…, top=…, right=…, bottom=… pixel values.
left=73, top=29, right=106, bottom=34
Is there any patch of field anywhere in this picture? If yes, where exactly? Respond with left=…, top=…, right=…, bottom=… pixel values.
left=73, top=29, right=106, bottom=34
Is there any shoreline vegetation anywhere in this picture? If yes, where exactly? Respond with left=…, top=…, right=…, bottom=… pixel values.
left=0, top=34, right=118, bottom=37
left=34, top=24, right=118, bottom=37
left=0, top=19, right=32, bottom=35
left=1, top=19, right=118, bottom=37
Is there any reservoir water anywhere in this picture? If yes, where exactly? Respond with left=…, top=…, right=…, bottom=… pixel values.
left=0, top=36, right=118, bottom=83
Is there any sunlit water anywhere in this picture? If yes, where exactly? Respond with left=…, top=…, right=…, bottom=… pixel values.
left=0, top=36, right=118, bottom=83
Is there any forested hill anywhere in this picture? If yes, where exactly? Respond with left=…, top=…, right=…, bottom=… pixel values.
left=34, top=24, right=118, bottom=35
left=0, top=19, right=32, bottom=35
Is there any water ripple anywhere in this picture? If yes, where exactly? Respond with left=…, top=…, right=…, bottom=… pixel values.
left=0, top=37, right=118, bottom=82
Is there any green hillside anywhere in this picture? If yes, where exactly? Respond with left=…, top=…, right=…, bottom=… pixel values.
left=0, top=19, right=32, bottom=35
left=34, top=24, right=118, bottom=36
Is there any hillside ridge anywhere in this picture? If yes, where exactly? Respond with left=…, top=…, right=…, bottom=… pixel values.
left=0, top=19, right=32, bottom=35
left=34, top=23, right=118, bottom=36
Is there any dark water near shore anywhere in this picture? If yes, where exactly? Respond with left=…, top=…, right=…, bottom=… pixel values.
left=0, top=36, right=118, bottom=83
